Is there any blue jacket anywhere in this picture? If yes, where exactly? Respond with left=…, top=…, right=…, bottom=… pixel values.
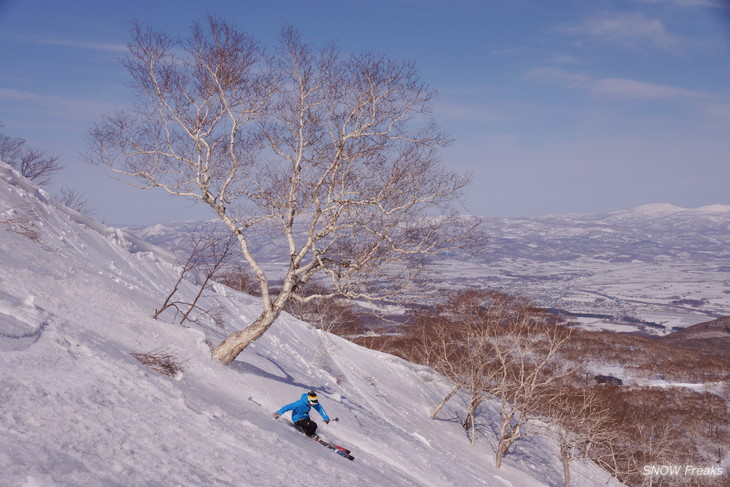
left=276, top=393, right=330, bottom=423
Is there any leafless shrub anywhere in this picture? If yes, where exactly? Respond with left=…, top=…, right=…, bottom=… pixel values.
left=57, top=187, right=95, bottom=216
left=0, top=130, right=62, bottom=186
left=153, top=223, right=237, bottom=326
left=544, top=382, right=626, bottom=487
left=561, top=329, right=729, bottom=384
left=583, top=387, right=730, bottom=487
left=0, top=204, right=50, bottom=250
left=285, top=281, right=363, bottom=335
left=217, top=265, right=259, bottom=296
left=131, top=350, right=185, bottom=377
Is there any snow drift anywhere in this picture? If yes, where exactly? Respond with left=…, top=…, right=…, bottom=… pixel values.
left=0, top=162, right=623, bottom=486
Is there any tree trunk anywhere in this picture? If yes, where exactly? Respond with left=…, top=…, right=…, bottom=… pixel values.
left=495, top=417, right=520, bottom=469
left=495, top=439, right=509, bottom=469
left=430, top=386, right=460, bottom=419
left=560, top=442, right=571, bottom=487
left=211, top=308, right=282, bottom=365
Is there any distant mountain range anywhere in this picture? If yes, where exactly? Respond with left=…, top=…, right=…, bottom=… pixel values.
left=128, top=203, right=730, bottom=265
left=474, top=203, right=730, bottom=264
left=126, top=203, right=730, bottom=335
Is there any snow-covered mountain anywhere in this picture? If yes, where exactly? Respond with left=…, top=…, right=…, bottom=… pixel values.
left=127, top=202, right=730, bottom=336
left=445, top=204, right=730, bottom=334
left=128, top=202, right=730, bottom=265
left=0, top=164, right=625, bottom=485
left=478, top=203, right=730, bottom=263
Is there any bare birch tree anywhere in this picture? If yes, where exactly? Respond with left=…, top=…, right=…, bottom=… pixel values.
left=411, top=291, right=574, bottom=466
left=85, top=16, right=479, bottom=365
left=545, top=384, right=623, bottom=487
left=411, top=291, right=500, bottom=441
left=490, top=314, right=574, bottom=468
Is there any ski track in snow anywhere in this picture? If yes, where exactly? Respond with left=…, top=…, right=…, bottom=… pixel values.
left=0, top=291, right=50, bottom=351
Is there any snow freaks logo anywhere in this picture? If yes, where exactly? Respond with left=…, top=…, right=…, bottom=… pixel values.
left=643, top=465, right=724, bottom=478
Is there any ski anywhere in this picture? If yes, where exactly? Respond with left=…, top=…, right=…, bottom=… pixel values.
left=316, top=438, right=355, bottom=461
left=282, top=418, right=355, bottom=461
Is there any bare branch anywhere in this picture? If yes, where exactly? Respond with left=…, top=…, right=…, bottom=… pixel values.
left=152, top=223, right=236, bottom=326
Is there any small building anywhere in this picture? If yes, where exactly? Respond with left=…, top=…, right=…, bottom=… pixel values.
left=594, top=375, right=623, bottom=386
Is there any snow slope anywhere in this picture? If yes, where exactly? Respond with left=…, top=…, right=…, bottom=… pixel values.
left=0, top=161, right=623, bottom=487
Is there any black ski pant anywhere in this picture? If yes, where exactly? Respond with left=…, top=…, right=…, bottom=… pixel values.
left=295, top=418, right=317, bottom=436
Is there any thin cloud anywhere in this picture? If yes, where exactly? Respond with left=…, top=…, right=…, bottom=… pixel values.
left=702, top=102, right=730, bottom=121
left=547, top=53, right=581, bottom=65
left=36, top=38, right=127, bottom=53
left=639, top=0, right=728, bottom=7
left=528, top=67, right=715, bottom=100
left=593, top=77, right=714, bottom=99
left=528, top=67, right=592, bottom=90
left=0, top=88, right=46, bottom=101
left=0, top=86, right=121, bottom=119
left=556, top=12, right=687, bottom=53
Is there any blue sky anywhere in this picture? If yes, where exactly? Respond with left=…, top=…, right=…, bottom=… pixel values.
left=1, top=0, right=728, bottom=225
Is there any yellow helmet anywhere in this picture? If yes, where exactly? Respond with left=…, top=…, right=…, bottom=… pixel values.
left=307, top=390, right=318, bottom=404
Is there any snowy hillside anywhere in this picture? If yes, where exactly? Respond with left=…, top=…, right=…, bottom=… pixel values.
left=0, top=161, right=623, bottom=486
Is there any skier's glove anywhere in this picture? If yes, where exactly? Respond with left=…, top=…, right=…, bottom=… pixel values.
left=273, top=413, right=280, bottom=419
left=325, top=419, right=330, bottom=424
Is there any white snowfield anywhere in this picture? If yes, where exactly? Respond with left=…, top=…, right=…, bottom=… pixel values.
left=0, top=162, right=624, bottom=487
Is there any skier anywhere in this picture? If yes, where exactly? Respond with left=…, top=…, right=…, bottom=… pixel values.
left=273, top=390, right=330, bottom=437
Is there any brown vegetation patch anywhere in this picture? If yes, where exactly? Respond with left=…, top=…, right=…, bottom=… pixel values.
left=344, top=293, right=729, bottom=487
left=131, top=350, right=185, bottom=377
